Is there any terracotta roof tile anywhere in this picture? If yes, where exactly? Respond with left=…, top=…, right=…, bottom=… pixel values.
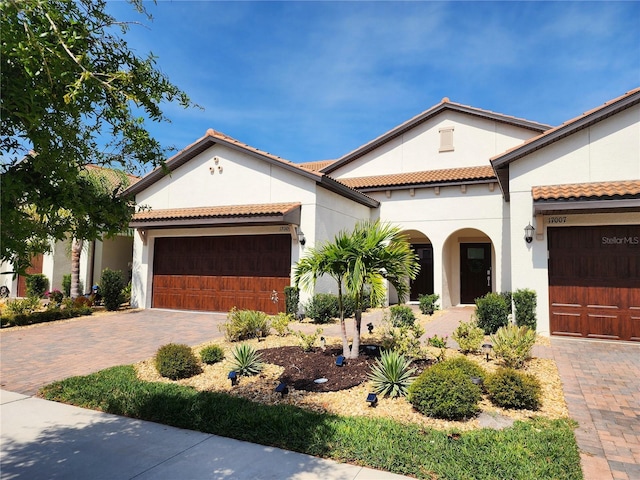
left=533, top=181, right=640, bottom=201
left=132, top=202, right=301, bottom=222
left=299, top=160, right=337, bottom=171
left=339, top=165, right=496, bottom=190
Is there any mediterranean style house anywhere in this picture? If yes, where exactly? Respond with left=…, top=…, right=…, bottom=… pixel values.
left=8, top=88, right=639, bottom=342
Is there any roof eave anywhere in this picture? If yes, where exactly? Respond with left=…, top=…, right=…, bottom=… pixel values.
left=319, top=176, right=380, bottom=208
left=533, top=198, right=640, bottom=215
left=353, top=177, right=497, bottom=193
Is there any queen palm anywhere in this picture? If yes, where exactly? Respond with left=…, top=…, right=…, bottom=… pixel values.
left=294, top=220, right=420, bottom=359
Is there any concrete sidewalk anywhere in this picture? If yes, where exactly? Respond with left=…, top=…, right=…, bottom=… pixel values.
left=0, top=390, right=411, bottom=480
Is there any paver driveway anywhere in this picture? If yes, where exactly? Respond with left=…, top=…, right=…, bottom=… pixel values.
left=0, top=309, right=228, bottom=395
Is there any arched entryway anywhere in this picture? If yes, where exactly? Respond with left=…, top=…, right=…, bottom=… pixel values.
left=403, top=230, right=434, bottom=302
left=442, top=228, right=495, bottom=306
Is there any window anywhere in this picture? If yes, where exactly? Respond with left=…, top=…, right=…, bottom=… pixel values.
left=439, top=126, right=454, bottom=152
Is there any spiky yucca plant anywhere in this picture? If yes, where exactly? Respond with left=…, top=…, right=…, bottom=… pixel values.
left=491, top=324, right=536, bottom=369
left=229, top=343, right=264, bottom=376
left=368, top=349, right=417, bottom=398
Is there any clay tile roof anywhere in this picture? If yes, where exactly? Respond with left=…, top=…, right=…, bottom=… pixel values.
left=204, top=129, right=295, bottom=166
left=532, top=181, right=640, bottom=201
left=339, top=165, right=496, bottom=190
left=132, top=202, right=301, bottom=222
left=298, top=160, right=337, bottom=171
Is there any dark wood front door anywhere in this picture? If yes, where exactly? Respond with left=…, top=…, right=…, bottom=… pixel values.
left=548, top=225, right=640, bottom=341
left=410, top=244, right=434, bottom=301
left=460, top=243, right=491, bottom=304
left=152, top=235, right=291, bottom=314
left=17, top=254, right=44, bottom=297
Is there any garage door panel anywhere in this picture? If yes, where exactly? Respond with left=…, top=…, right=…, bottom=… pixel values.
left=550, top=311, right=583, bottom=337
left=586, top=312, right=622, bottom=340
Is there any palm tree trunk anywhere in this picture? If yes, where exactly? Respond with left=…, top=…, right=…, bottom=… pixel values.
left=70, top=238, right=83, bottom=299
left=350, top=308, right=362, bottom=359
left=338, top=283, right=350, bottom=357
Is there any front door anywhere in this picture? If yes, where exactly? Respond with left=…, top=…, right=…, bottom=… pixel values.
left=410, top=244, right=434, bottom=301
left=460, top=243, right=491, bottom=304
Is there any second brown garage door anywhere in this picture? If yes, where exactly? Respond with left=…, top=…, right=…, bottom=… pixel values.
left=548, top=225, right=640, bottom=341
left=152, top=235, right=291, bottom=314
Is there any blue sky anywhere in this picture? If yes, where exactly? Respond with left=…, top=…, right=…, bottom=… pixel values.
left=107, top=1, right=640, bottom=167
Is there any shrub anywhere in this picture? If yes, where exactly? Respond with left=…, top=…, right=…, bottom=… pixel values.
left=6, top=305, right=92, bottom=327
left=380, top=312, right=425, bottom=359
left=427, top=334, right=448, bottom=362
left=435, top=356, right=486, bottom=383
left=200, top=345, right=225, bottom=364
left=5, top=296, right=41, bottom=316
left=271, top=312, right=292, bottom=336
left=486, top=367, right=541, bottom=410
left=26, top=274, right=49, bottom=298
left=368, top=349, right=417, bottom=398
left=284, top=286, right=300, bottom=316
left=220, top=308, right=270, bottom=342
left=513, top=288, right=537, bottom=330
left=304, top=293, right=339, bottom=323
left=296, top=327, right=323, bottom=352
left=418, top=293, right=440, bottom=315
left=46, top=289, right=64, bottom=304
left=73, top=296, right=93, bottom=308
left=155, top=343, right=202, bottom=380
left=475, top=292, right=510, bottom=334
left=491, top=324, right=536, bottom=369
left=408, top=360, right=482, bottom=420
left=452, top=318, right=485, bottom=354
left=121, top=282, right=132, bottom=304
left=229, top=343, right=264, bottom=376
left=100, top=268, right=125, bottom=311
left=390, top=304, right=416, bottom=327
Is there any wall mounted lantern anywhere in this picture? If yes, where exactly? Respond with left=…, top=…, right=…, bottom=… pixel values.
left=524, top=223, right=535, bottom=243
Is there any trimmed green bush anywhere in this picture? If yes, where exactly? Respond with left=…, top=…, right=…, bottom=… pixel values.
left=26, top=273, right=49, bottom=298
left=200, top=345, right=225, bottom=364
left=220, top=308, right=270, bottom=341
left=100, top=268, right=125, bottom=311
left=491, top=324, right=536, bottom=369
left=304, top=293, right=339, bottom=323
left=155, top=343, right=202, bottom=380
left=380, top=313, right=425, bottom=359
left=486, top=367, right=541, bottom=410
left=296, top=327, right=323, bottom=352
left=5, top=296, right=41, bottom=316
left=229, top=343, right=263, bottom=376
left=271, top=312, right=292, bottom=336
left=475, top=292, right=510, bottom=334
left=513, top=288, right=537, bottom=330
left=452, top=319, right=485, bottom=353
left=284, top=286, right=299, bottom=316
left=368, top=349, right=417, bottom=398
left=390, top=304, right=416, bottom=327
left=418, top=293, right=440, bottom=315
left=2, top=305, right=92, bottom=327
left=408, top=360, right=482, bottom=420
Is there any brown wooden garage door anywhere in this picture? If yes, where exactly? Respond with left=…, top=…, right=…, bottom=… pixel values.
left=548, top=225, right=640, bottom=341
left=152, top=235, right=291, bottom=314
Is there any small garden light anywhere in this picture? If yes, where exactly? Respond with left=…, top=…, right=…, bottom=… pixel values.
left=366, top=393, right=378, bottom=407
left=482, top=343, right=493, bottom=362
left=320, top=336, right=326, bottom=351
left=367, top=322, right=374, bottom=334
left=470, top=376, right=483, bottom=386
left=228, top=370, right=238, bottom=386
left=275, top=382, right=288, bottom=397
left=335, top=355, right=345, bottom=367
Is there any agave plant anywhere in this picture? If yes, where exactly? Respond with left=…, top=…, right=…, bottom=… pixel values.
left=229, top=343, right=264, bottom=376
left=368, top=349, right=417, bottom=398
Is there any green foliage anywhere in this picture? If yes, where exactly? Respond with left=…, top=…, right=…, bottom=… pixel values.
left=270, top=312, right=292, bottom=336
left=284, top=286, right=300, bottom=316
left=0, top=0, right=194, bottom=274
left=427, top=334, right=449, bottom=362
left=63, top=274, right=83, bottom=298
left=491, top=324, right=537, bottom=369
left=475, top=292, right=510, bottom=334
left=2, top=305, right=92, bottom=327
left=418, top=293, right=440, bottom=315
left=220, top=308, right=270, bottom=342
left=513, top=288, right=537, bottom=330
left=380, top=313, right=425, bottom=359
left=368, top=349, right=417, bottom=398
left=229, top=343, right=264, bottom=376
left=5, top=296, right=41, bottom=316
left=100, top=268, right=125, bottom=311
left=295, top=327, right=323, bottom=352
left=40, top=365, right=583, bottom=480
left=434, top=356, right=486, bottom=382
left=452, top=319, right=485, bottom=353
left=408, top=359, right=482, bottom=420
left=155, top=343, right=201, bottom=380
left=304, top=293, right=339, bottom=323
left=200, top=345, right=225, bottom=365
left=26, top=274, right=49, bottom=298
left=121, top=282, right=132, bottom=304
left=389, top=304, right=416, bottom=327
left=486, top=367, right=541, bottom=410
left=47, top=289, right=64, bottom=304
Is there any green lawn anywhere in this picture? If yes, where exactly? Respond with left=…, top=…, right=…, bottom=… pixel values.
left=40, top=365, right=583, bottom=480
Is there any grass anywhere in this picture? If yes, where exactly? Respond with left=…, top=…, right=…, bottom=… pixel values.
left=39, top=365, right=583, bottom=479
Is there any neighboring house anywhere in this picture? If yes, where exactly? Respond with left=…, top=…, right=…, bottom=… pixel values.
left=125, top=88, right=638, bottom=342
left=1, top=166, right=138, bottom=297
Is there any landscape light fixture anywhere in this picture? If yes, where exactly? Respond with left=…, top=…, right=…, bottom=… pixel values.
left=320, top=336, right=326, bottom=351
left=524, top=223, right=535, bottom=243
left=482, top=343, right=493, bottom=362
left=228, top=370, right=238, bottom=386
left=335, top=355, right=345, bottom=367
left=275, top=382, right=288, bottom=397
left=470, top=376, right=483, bottom=386
left=367, top=322, right=374, bottom=334
left=366, top=393, right=378, bottom=407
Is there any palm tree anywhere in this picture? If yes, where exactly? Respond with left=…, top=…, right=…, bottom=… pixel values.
left=295, top=220, right=420, bottom=358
